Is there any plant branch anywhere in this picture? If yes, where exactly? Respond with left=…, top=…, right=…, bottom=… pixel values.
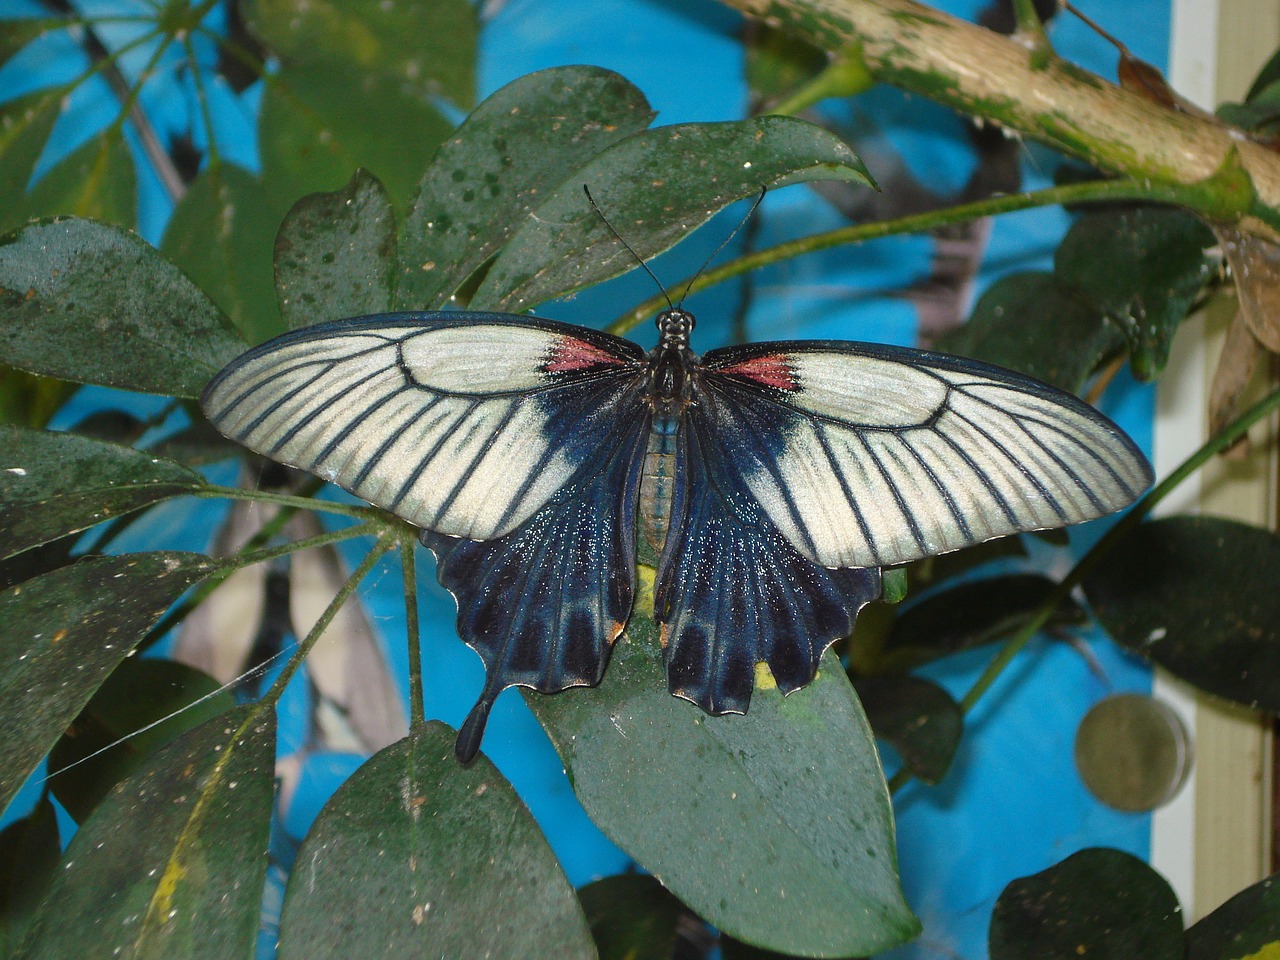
left=720, top=0, right=1280, bottom=238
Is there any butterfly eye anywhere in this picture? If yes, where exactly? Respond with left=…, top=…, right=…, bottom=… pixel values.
left=656, top=308, right=695, bottom=344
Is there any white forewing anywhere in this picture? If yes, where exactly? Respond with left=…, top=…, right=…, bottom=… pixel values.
left=707, top=346, right=1151, bottom=569
left=202, top=320, right=591, bottom=540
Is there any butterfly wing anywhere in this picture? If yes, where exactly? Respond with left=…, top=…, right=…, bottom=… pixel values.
left=655, top=411, right=881, bottom=715
left=202, top=312, right=651, bottom=760
left=422, top=405, right=649, bottom=761
left=694, top=341, right=1153, bottom=570
left=201, top=312, right=647, bottom=542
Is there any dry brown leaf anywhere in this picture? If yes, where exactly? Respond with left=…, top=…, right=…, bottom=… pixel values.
left=1217, top=225, right=1280, bottom=352
left=1208, top=309, right=1264, bottom=459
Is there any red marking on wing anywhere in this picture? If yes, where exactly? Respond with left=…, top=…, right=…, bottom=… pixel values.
left=544, top=337, right=626, bottom=373
left=719, top=352, right=797, bottom=391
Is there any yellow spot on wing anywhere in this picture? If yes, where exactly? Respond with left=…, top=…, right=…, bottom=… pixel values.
left=636, top=563, right=656, bottom=613
left=754, top=661, right=777, bottom=691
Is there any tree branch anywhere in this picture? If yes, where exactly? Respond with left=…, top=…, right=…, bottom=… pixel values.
left=723, top=0, right=1280, bottom=238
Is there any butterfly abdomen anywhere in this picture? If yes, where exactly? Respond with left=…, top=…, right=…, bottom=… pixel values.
left=639, top=415, right=680, bottom=555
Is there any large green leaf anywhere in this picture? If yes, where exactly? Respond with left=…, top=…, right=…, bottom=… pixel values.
left=276, top=721, right=595, bottom=960
left=0, top=88, right=63, bottom=236
left=988, top=848, right=1182, bottom=960
left=275, top=169, right=397, bottom=328
left=161, top=163, right=282, bottom=345
left=48, top=658, right=237, bottom=824
left=259, top=62, right=452, bottom=217
left=527, top=617, right=919, bottom=958
left=1083, top=516, right=1280, bottom=712
left=473, top=115, right=875, bottom=313
left=0, top=218, right=245, bottom=396
left=245, top=0, right=476, bottom=108
left=1055, top=206, right=1215, bottom=381
left=15, top=705, right=275, bottom=960
left=0, top=426, right=206, bottom=560
left=1185, top=870, right=1280, bottom=959
left=937, top=271, right=1122, bottom=393
left=396, top=65, right=656, bottom=310
left=577, top=875, right=684, bottom=960
left=0, top=552, right=218, bottom=816
left=17, top=129, right=136, bottom=229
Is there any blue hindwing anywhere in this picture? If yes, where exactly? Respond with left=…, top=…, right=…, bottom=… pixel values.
left=654, top=381, right=882, bottom=716
left=422, top=386, right=650, bottom=762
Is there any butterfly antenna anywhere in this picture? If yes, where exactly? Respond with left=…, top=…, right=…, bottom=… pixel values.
left=678, top=186, right=766, bottom=307
left=583, top=184, right=674, bottom=311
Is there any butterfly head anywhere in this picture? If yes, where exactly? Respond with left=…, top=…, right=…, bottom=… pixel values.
left=655, top=307, right=695, bottom=349
left=648, top=308, right=697, bottom=415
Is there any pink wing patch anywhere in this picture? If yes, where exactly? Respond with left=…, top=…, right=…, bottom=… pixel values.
left=717, top=352, right=798, bottom=391
left=544, top=336, right=628, bottom=373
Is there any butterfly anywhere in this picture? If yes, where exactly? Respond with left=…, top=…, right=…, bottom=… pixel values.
left=201, top=307, right=1152, bottom=762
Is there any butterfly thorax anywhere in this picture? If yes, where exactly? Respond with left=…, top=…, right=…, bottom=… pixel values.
left=639, top=308, right=698, bottom=556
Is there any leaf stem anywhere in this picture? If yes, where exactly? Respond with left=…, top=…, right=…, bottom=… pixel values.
left=401, top=535, right=426, bottom=728
left=196, top=484, right=377, bottom=520
left=607, top=176, right=1192, bottom=335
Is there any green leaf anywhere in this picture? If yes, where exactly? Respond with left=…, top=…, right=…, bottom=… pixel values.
left=988, top=848, right=1182, bottom=960
left=1185, top=871, right=1280, bottom=960
left=15, top=705, right=275, bottom=960
left=277, top=721, right=595, bottom=960
left=0, top=426, right=206, bottom=560
left=578, top=875, right=683, bottom=960
left=1245, top=48, right=1280, bottom=101
left=48, top=658, right=237, bottom=823
left=259, top=62, right=452, bottom=217
left=0, top=88, right=63, bottom=235
left=0, top=797, right=60, bottom=954
left=275, top=169, right=397, bottom=328
left=161, top=163, right=283, bottom=345
left=474, top=115, right=874, bottom=313
left=937, top=271, right=1123, bottom=392
left=527, top=618, right=919, bottom=957
left=1055, top=206, right=1215, bottom=381
left=0, top=552, right=217, bottom=817
left=18, top=129, right=136, bottom=229
left=0, top=217, right=245, bottom=396
left=852, top=674, right=962, bottom=785
left=245, top=0, right=476, bottom=107
left=879, top=573, right=1084, bottom=673
left=1084, top=515, right=1280, bottom=713
left=396, top=65, right=656, bottom=309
